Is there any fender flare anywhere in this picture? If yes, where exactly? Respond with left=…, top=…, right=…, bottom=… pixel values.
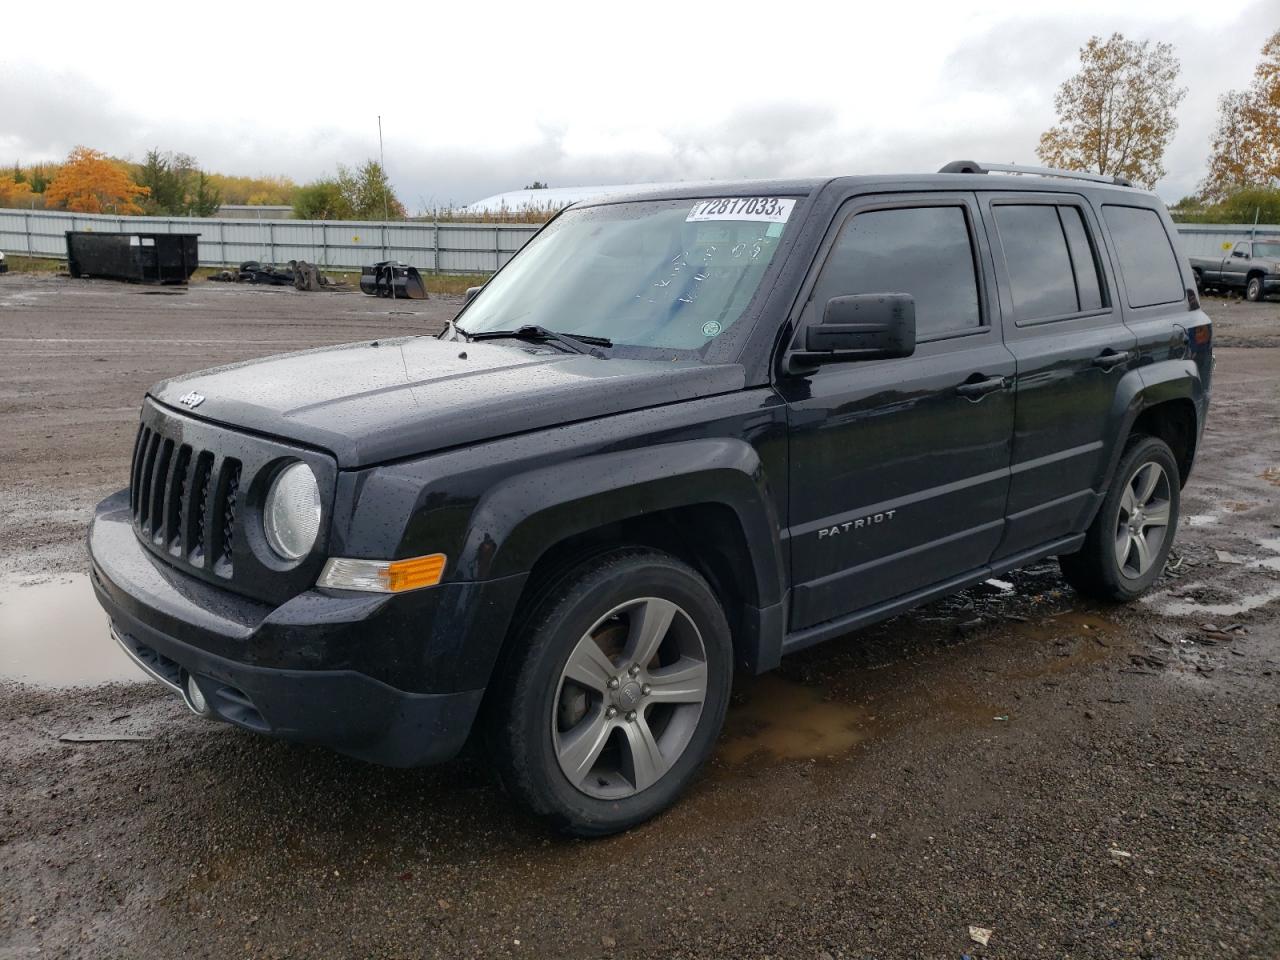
left=453, top=438, right=786, bottom=609
left=1095, top=359, right=1205, bottom=510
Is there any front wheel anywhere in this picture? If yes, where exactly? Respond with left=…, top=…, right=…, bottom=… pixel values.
left=1246, top=275, right=1264, bottom=301
left=487, top=549, right=732, bottom=836
left=1060, top=436, right=1180, bottom=601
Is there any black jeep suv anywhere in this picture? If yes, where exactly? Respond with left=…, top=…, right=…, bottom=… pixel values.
left=89, top=162, right=1211, bottom=835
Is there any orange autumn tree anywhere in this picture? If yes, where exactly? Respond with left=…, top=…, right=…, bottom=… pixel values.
left=43, top=147, right=149, bottom=214
left=1200, top=30, right=1280, bottom=201
left=0, top=175, right=34, bottom=208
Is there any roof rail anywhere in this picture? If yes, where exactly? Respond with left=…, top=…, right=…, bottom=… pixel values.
left=939, top=160, right=1133, bottom=188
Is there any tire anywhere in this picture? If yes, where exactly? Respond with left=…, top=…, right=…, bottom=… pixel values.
left=1192, top=268, right=1203, bottom=292
left=486, top=548, right=732, bottom=836
left=1246, top=275, right=1263, bottom=302
left=1059, top=436, right=1180, bottom=602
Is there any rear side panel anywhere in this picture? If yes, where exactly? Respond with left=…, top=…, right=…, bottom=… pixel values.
left=1091, top=198, right=1212, bottom=466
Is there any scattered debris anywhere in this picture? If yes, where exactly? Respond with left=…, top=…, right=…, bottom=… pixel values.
left=360, top=260, right=428, bottom=299
left=209, top=260, right=337, bottom=289
left=58, top=732, right=153, bottom=743
left=1109, top=848, right=1133, bottom=860
left=993, top=715, right=1009, bottom=722
left=292, top=260, right=323, bottom=292
left=968, top=925, right=993, bottom=946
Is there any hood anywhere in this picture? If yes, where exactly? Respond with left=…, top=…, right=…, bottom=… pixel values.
left=150, top=336, right=746, bottom=467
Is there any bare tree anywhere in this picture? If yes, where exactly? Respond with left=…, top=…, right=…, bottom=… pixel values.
left=1037, top=34, right=1186, bottom=189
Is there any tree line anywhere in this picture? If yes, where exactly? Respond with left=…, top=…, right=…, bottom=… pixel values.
left=0, top=149, right=407, bottom=221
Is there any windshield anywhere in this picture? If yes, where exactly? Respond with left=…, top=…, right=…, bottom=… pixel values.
left=455, top=197, right=796, bottom=351
left=1254, top=242, right=1280, bottom=258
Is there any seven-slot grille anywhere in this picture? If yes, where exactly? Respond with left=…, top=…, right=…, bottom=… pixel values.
left=129, top=423, right=241, bottom=577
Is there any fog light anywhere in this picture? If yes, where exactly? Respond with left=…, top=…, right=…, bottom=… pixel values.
left=184, top=673, right=209, bottom=715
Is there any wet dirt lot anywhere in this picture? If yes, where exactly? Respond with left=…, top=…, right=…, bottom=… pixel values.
left=1, top=275, right=1278, bottom=959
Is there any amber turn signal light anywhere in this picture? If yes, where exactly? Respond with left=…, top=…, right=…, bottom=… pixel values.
left=317, top=554, right=447, bottom=593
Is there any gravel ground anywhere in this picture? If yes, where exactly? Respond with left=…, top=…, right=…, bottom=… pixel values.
left=1, top=274, right=1278, bottom=959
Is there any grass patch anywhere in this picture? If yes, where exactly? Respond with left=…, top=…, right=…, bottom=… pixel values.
left=3, top=255, right=65, bottom=274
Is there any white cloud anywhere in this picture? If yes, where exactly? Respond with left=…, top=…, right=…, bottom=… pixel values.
left=2, top=0, right=1275, bottom=207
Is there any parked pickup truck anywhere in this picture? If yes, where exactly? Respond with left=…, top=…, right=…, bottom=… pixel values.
left=1190, top=239, right=1280, bottom=301
left=89, top=161, right=1211, bottom=835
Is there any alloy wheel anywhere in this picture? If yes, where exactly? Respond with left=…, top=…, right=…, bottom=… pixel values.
left=552, top=597, right=708, bottom=799
left=1114, top=461, right=1172, bottom=578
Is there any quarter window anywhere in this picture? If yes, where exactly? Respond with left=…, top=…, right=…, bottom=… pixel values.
left=1102, top=205, right=1185, bottom=308
left=812, top=205, right=981, bottom=339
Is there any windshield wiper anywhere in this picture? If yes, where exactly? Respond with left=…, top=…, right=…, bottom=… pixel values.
left=460, top=324, right=612, bottom=356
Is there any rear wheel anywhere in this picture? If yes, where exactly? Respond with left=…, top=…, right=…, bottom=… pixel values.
left=1246, top=275, right=1264, bottom=301
left=488, top=549, right=732, bottom=836
left=1060, top=436, right=1179, bottom=601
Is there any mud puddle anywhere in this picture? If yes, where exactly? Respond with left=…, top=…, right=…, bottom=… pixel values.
left=712, top=607, right=1123, bottom=769
left=0, top=574, right=144, bottom=686
left=717, top=674, right=878, bottom=764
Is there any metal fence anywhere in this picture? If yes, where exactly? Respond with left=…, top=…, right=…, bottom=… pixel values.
left=0, top=208, right=541, bottom=273
left=1171, top=222, right=1280, bottom=258
left=3, top=207, right=1279, bottom=273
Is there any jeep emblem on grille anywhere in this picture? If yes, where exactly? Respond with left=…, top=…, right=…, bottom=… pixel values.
left=178, top=391, right=205, bottom=409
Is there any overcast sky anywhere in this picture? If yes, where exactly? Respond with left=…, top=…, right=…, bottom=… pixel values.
left=2, top=0, right=1274, bottom=209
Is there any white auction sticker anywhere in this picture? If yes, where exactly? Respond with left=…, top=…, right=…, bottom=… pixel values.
left=687, top=197, right=796, bottom=223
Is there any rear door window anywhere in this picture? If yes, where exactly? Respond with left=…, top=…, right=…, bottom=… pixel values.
left=812, top=205, right=981, bottom=339
left=1101, top=205, right=1185, bottom=308
left=1058, top=206, right=1105, bottom=311
left=992, top=205, right=1079, bottom=321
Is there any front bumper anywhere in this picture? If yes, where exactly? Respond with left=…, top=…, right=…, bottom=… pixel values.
left=89, top=489, right=524, bottom=767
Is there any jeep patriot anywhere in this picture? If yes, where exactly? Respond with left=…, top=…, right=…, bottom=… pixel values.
left=89, top=161, right=1212, bottom=834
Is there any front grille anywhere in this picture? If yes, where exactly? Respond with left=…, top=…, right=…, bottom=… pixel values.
left=129, top=425, right=241, bottom=579
left=125, top=398, right=334, bottom=605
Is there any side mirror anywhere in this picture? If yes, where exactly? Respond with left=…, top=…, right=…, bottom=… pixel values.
left=790, top=294, right=916, bottom=371
left=464, top=285, right=482, bottom=304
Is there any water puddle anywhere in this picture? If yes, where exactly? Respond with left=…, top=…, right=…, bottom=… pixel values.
left=0, top=575, right=145, bottom=687
left=717, top=674, right=877, bottom=764
left=1158, top=588, right=1280, bottom=619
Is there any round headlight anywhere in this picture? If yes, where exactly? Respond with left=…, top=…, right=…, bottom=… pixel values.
left=263, top=462, right=321, bottom=560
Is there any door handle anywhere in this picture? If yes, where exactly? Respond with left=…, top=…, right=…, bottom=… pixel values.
left=955, top=375, right=1009, bottom=399
left=1092, top=350, right=1132, bottom=370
